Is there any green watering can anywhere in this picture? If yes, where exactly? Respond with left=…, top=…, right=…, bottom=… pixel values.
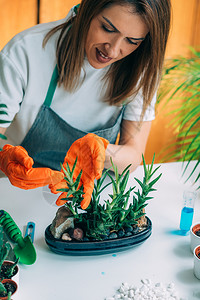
left=0, top=210, right=36, bottom=265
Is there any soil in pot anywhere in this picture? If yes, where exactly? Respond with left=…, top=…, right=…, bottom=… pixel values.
left=194, top=230, right=200, bottom=237
left=0, top=279, right=17, bottom=299
left=59, top=217, right=147, bottom=242
left=0, top=261, right=18, bottom=280
left=193, top=224, right=200, bottom=237
left=195, top=247, right=200, bottom=259
left=50, top=206, right=149, bottom=242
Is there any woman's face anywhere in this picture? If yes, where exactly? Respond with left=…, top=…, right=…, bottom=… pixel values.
left=85, top=4, right=148, bottom=69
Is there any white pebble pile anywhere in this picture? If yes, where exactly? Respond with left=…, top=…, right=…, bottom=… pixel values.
left=105, top=279, right=186, bottom=300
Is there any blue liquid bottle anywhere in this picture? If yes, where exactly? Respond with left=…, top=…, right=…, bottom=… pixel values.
left=180, top=191, right=196, bottom=233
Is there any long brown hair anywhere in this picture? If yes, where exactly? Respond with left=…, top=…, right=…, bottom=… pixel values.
left=43, top=0, right=171, bottom=119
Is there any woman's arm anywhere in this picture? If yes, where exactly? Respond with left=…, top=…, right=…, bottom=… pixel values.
left=104, top=119, right=152, bottom=174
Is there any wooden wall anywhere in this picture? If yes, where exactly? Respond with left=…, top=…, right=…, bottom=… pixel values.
left=0, top=0, right=37, bottom=50
left=145, top=0, right=200, bottom=163
left=1, top=0, right=199, bottom=54
left=0, top=0, right=199, bottom=163
left=165, top=0, right=200, bottom=57
left=39, top=0, right=78, bottom=23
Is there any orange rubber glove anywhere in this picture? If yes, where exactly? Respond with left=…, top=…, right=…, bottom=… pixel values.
left=0, top=144, right=64, bottom=189
left=50, top=133, right=109, bottom=209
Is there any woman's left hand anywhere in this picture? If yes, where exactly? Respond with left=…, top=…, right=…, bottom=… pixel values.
left=0, top=144, right=64, bottom=189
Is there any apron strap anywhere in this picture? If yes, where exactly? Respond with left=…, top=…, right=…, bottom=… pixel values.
left=43, top=65, right=59, bottom=107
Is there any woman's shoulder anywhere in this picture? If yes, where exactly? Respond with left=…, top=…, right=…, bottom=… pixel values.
left=123, top=90, right=157, bottom=122
left=1, top=21, right=60, bottom=56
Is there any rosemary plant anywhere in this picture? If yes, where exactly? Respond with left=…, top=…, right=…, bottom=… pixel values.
left=57, top=157, right=84, bottom=217
left=0, top=281, right=12, bottom=300
left=0, top=226, right=10, bottom=271
left=0, top=225, right=19, bottom=280
left=0, top=281, right=7, bottom=297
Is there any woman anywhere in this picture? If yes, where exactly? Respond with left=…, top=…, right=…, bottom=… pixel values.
left=0, top=0, right=171, bottom=208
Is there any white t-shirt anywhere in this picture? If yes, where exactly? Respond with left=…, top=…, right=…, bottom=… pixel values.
left=0, top=7, right=156, bottom=147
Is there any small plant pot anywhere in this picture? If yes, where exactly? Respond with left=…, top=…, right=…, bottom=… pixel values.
left=193, top=245, right=200, bottom=280
left=0, top=261, right=19, bottom=285
left=190, top=223, right=200, bottom=253
left=0, top=279, right=18, bottom=300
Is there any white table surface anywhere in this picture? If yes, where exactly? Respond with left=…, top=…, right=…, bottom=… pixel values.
left=1, top=161, right=200, bottom=300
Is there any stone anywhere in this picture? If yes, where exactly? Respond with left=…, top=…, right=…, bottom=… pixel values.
left=50, top=206, right=74, bottom=239
left=61, top=233, right=72, bottom=241
left=73, top=228, right=84, bottom=240
left=68, top=228, right=84, bottom=241
left=137, top=215, right=147, bottom=227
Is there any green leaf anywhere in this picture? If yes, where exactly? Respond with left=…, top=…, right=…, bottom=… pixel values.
left=120, top=164, right=132, bottom=177
left=181, top=106, right=200, bottom=128
left=182, top=157, right=200, bottom=180
left=71, top=157, right=78, bottom=175
left=98, top=181, right=112, bottom=195
left=183, top=133, right=200, bottom=161
left=0, top=281, right=7, bottom=294
left=149, top=153, right=155, bottom=174
left=134, top=177, right=144, bottom=189
left=107, top=172, right=118, bottom=195
left=158, top=49, right=200, bottom=189
left=119, top=170, right=130, bottom=192
left=142, top=154, right=148, bottom=177
left=148, top=173, right=162, bottom=188
left=74, top=169, right=83, bottom=189
left=148, top=165, right=161, bottom=179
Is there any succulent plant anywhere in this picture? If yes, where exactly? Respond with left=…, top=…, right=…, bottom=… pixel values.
left=0, top=281, right=12, bottom=299
left=59, top=154, right=161, bottom=240
left=0, top=225, right=19, bottom=280
left=0, top=226, right=10, bottom=270
left=57, top=157, right=84, bottom=216
left=0, top=281, right=7, bottom=297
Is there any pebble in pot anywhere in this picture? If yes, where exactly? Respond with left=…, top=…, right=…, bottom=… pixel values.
left=67, top=228, right=84, bottom=241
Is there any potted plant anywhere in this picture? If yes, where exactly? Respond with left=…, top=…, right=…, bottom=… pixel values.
left=158, top=48, right=200, bottom=189
left=0, top=279, right=18, bottom=300
left=45, top=155, right=161, bottom=255
left=190, top=223, right=200, bottom=253
left=0, top=226, right=19, bottom=283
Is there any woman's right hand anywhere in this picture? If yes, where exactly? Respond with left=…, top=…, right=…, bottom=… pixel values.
left=0, top=144, right=64, bottom=189
left=50, top=133, right=109, bottom=209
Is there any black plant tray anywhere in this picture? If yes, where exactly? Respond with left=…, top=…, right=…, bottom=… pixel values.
left=45, top=217, right=152, bottom=256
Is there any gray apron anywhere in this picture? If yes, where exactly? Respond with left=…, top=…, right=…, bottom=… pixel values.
left=21, top=66, right=124, bottom=170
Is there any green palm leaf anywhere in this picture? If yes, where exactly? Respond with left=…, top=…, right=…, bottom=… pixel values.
left=158, top=48, right=200, bottom=189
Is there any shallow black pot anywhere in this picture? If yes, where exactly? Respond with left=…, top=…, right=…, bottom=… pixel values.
left=45, top=217, right=152, bottom=256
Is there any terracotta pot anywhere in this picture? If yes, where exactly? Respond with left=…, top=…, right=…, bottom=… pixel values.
left=193, top=224, right=200, bottom=235
left=0, top=261, right=19, bottom=285
left=0, top=279, right=18, bottom=300
left=195, top=246, right=200, bottom=258
left=194, top=245, right=200, bottom=280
